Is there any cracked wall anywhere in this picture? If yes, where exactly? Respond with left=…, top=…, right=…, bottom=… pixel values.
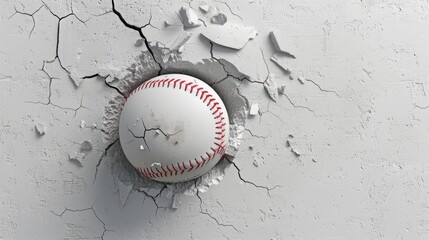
left=2, top=0, right=429, bottom=239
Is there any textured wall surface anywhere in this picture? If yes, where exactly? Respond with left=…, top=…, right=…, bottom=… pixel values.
left=1, top=0, right=429, bottom=239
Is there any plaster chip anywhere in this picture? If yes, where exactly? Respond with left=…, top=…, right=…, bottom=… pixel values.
left=69, top=73, right=83, bottom=88
left=171, top=194, right=182, bottom=209
left=249, top=103, right=259, bottom=116
left=211, top=13, right=227, bottom=25
left=270, top=53, right=293, bottom=73
left=199, top=5, right=210, bottom=13
left=263, top=74, right=279, bottom=102
left=68, top=152, right=84, bottom=167
left=297, top=76, right=305, bottom=84
left=178, top=6, right=201, bottom=28
left=201, top=23, right=257, bottom=50
left=165, top=31, right=192, bottom=51
left=278, top=84, right=286, bottom=94
left=80, top=120, right=86, bottom=128
left=178, top=45, right=185, bottom=53
left=269, top=30, right=296, bottom=57
left=81, top=140, right=93, bottom=151
left=35, top=123, right=46, bottom=136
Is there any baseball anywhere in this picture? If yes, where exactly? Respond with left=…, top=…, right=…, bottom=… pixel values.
left=119, top=74, right=229, bottom=183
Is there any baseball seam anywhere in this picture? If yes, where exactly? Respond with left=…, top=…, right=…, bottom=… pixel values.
left=126, top=77, right=227, bottom=180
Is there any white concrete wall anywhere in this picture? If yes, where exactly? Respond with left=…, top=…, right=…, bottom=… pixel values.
left=1, top=0, right=429, bottom=239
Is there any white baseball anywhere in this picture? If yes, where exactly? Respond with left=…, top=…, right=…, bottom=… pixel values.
left=119, top=74, right=229, bottom=183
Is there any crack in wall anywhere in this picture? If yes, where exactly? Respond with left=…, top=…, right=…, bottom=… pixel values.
left=51, top=202, right=114, bottom=240
left=305, top=78, right=341, bottom=98
left=82, top=74, right=126, bottom=98
left=25, top=62, right=89, bottom=117
left=111, top=0, right=163, bottom=76
left=8, top=4, right=45, bottom=38
left=225, top=157, right=280, bottom=196
left=196, top=190, right=240, bottom=232
left=279, top=92, right=316, bottom=115
left=136, top=185, right=169, bottom=215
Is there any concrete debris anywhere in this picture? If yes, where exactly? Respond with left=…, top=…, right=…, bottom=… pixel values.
left=263, top=74, right=279, bottom=102
left=253, top=159, right=259, bottom=167
left=92, top=123, right=97, bottom=129
left=178, top=45, right=185, bottom=53
left=80, top=120, right=86, bottom=128
left=35, top=123, right=46, bottom=136
left=271, top=53, right=292, bottom=73
left=171, top=194, right=182, bottom=209
left=178, top=6, right=201, bottom=28
left=291, top=147, right=301, bottom=157
left=135, top=39, right=144, bottom=47
left=248, top=145, right=254, bottom=150
left=201, top=23, right=258, bottom=50
left=199, top=5, right=210, bottom=13
left=269, top=30, right=295, bottom=57
left=139, top=144, right=145, bottom=150
left=69, top=73, right=83, bottom=88
left=286, top=139, right=301, bottom=157
left=297, top=76, right=305, bottom=84
left=211, top=13, right=227, bottom=25
left=278, top=85, right=286, bottom=94
left=117, top=180, right=133, bottom=207
left=165, top=31, right=192, bottom=52
left=68, top=152, right=84, bottom=167
left=81, top=140, right=93, bottom=151
left=249, top=103, right=259, bottom=116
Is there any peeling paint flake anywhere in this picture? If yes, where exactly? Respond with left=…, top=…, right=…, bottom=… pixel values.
left=263, top=74, right=279, bottom=102
left=201, top=23, right=258, bottom=50
left=269, top=30, right=296, bottom=57
left=35, top=123, right=46, bottom=136
left=211, top=13, right=228, bottom=25
left=178, top=6, right=201, bottom=28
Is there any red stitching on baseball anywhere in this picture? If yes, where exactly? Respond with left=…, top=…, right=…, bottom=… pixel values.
left=195, top=158, right=201, bottom=168
left=190, top=84, right=197, bottom=94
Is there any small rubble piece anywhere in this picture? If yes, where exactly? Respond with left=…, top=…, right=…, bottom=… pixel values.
left=80, top=120, right=86, bottom=128
left=171, top=194, right=182, bottom=209
left=151, top=162, right=161, bottom=167
left=271, top=53, right=292, bottom=73
left=68, top=152, right=84, bottom=167
left=263, top=74, right=279, bottom=102
left=92, top=123, right=97, bottom=129
left=286, top=138, right=301, bottom=157
left=249, top=103, right=259, bottom=116
left=178, top=6, right=201, bottom=28
left=166, top=31, right=192, bottom=52
left=81, top=140, right=93, bottom=151
left=211, top=13, right=227, bottom=25
left=135, top=39, right=144, bottom=47
left=269, top=30, right=296, bottom=57
left=248, top=145, right=254, bottom=150
left=278, top=85, right=286, bottom=94
left=35, top=123, right=46, bottom=136
left=178, top=45, right=185, bottom=53
left=199, top=5, right=210, bottom=13
left=69, top=73, right=83, bottom=88
left=297, top=76, right=305, bottom=84
left=201, top=23, right=258, bottom=50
